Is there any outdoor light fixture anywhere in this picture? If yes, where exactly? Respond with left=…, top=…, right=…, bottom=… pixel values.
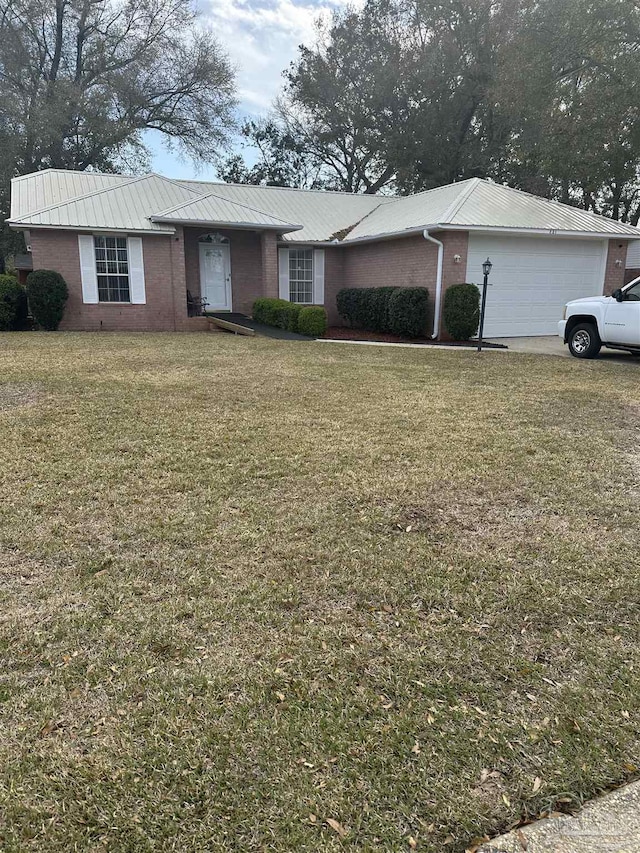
left=477, top=258, right=493, bottom=353
left=453, top=253, right=461, bottom=264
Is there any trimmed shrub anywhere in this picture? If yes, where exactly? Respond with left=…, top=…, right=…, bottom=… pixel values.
left=252, top=298, right=303, bottom=331
left=0, top=275, right=27, bottom=331
left=278, top=301, right=303, bottom=332
left=388, top=287, right=430, bottom=338
left=369, top=286, right=399, bottom=332
left=337, top=286, right=401, bottom=331
left=253, top=297, right=287, bottom=326
left=26, top=270, right=68, bottom=330
left=443, top=283, right=480, bottom=340
left=298, top=306, right=327, bottom=337
left=336, top=288, right=367, bottom=327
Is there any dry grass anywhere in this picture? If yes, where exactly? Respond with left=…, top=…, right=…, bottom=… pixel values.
left=0, top=332, right=639, bottom=852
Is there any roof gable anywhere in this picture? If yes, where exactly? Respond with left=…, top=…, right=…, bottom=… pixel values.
left=151, top=190, right=301, bottom=231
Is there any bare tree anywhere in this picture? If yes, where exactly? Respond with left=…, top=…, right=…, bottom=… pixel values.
left=0, top=0, right=236, bottom=172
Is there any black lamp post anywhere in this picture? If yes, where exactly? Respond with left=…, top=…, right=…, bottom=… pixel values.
left=477, top=257, right=493, bottom=353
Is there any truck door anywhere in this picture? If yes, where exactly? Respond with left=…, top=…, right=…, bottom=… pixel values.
left=603, top=281, right=640, bottom=346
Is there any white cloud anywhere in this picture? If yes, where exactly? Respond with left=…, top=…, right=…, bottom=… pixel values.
left=199, top=0, right=348, bottom=113
left=148, top=0, right=356, bottom=177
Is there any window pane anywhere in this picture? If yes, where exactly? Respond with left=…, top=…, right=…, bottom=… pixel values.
left=289, top=249, right=313, bottom=304
left=95, top=236, right=130, bottom=302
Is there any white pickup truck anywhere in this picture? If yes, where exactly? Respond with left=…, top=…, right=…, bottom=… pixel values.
left=559, top=275, right=640, bottom=358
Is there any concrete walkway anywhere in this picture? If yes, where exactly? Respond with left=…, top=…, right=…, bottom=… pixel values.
left=478, top=780, right=640, bottom=852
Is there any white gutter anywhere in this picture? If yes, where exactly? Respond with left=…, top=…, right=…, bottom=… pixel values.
left=423, top=229, right=444, bottom=339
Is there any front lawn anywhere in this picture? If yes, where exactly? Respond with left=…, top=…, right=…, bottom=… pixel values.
left=1, top=333, right=639, bottom=852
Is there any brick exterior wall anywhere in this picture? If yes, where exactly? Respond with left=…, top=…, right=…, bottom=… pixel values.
left=29, top=229, right=181, bottom=331
left=328, top=230, right=467, bottom=336
left=625, top=268, right=640, bottom=285
left=603, top=239, right=628, bottom=295
left=183, top=227, right=271, bottom=315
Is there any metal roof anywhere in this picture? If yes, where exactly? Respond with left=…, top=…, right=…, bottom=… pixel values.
left=346, top=178, right=640, bottom=240
left=178, top=181, right=389, bottom=242
left=151, top=190, right=301, bottom=231
left=8, top=173, right=204, bottom=233
left=9, top=170, right=640, bottom=242
left=10, top=169, right=131, bottom=221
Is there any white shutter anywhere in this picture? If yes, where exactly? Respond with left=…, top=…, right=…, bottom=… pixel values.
left=278, top=248, right=290, bottom=300
left=313, top=249, right=325, bottom=305
left=127, top=237, right=146, bottom=304
left=78, top=235, right=98, bottom=303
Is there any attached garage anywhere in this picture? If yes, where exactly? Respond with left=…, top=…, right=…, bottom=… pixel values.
left=465, top=234, right=609, bottom=337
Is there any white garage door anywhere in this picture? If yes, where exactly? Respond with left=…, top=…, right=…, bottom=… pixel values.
left=465, top=234, right=608, bottom=337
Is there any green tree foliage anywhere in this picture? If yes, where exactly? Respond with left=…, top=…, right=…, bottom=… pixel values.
left=267, top=0, right=640, bottom=222
left=0, top=0, right=236, bottom=260
left=219, top=120, right=327, bottom=189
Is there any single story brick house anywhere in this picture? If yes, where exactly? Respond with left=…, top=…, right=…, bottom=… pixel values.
left=9, top=170, right=640, bottom=337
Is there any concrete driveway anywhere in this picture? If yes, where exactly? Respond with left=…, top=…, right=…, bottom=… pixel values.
left=492, top=336, right=637, bottom=362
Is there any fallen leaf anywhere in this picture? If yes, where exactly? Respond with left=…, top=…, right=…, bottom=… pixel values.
left=407, top=836, right=417, bottom=849
left=308, top=813, right=317, bottom=824
left=39, top=719, right=58, bottom=738
left=326, top=818, right=347, bottom=838
left=411, top=741, right=421, bottom=755
left=502, top=793, right=511, bottom=807
left=275, top=692, right=285, bottom=702
left=516, top=828, right=528, bottom=850
left=443, top=835, right=455, bottom=844
left=532, top=776, right=542, bottom=793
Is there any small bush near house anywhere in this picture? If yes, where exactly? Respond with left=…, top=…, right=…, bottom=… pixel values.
left=26, top=270, right=68, bottom=331
left=279, top=301, right=303, bottom=332
left=252, top=297, right=287, bottom=326
left=0, top=275, right=28, bottom=331
left=443, top=283, right=480, bottom=340
left=252, top=298, right=303, bottom=331
left=369, top=286, right=399, bottom=332
left=336, top=288, right=368, bottom=328
left=297, top=306, right=327, bottom=337
left=388, top=287, right=429, bottom=337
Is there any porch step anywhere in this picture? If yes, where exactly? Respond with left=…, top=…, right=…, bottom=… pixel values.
left=181, top=316, right=222, bottom=332
left=207, top=316, right=256, bottom=336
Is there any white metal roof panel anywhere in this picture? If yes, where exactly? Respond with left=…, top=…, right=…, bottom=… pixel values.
left=178, top=181, right=389, bottom=242
left=344, top=181, right=472, bottom=240
left=10, top=169, right=132, bottom=220
left=10, top=174, right=202, bottom=233
left=152, top=191, right=300, bottom=230
left=448, top=180, right=640, bottom=236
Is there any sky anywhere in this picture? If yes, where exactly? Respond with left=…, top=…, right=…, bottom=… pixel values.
left=147, top=0, right=351, bottom=182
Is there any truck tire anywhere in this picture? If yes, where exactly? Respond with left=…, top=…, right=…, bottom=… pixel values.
left=568, top=323, right=601, bottom=359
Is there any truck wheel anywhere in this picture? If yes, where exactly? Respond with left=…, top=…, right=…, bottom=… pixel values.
left=568, top=323, right=601, bottom=359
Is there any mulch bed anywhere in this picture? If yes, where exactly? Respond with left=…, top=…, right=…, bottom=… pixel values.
left=322, top=327, right=507, bottom=348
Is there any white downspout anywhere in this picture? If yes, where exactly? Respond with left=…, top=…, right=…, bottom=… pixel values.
left=423, top=229, right=444, bottom=339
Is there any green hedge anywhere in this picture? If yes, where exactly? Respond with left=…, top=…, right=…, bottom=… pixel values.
left=336, top=286, right=429, bottom=336
left=0, top=275, right=28, bottom=331
left=336, top=286, right=400, bottom=331
left=443, top=283, right=480, bottom=340
left=26, top=269, right=68, bottom=330
left=388, top=287, right=430, bottom=337
left=252, top=297, right=325, bottom=336
left=297, top=306, right=327, bottom=337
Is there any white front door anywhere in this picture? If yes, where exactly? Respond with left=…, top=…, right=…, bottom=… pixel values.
left=199, top=242, right=231, bottom=310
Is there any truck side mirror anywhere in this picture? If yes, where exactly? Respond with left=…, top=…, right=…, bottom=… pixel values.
left=612, top=289, right=624, bottom=302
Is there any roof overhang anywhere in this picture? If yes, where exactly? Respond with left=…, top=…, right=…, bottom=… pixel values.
left=150, top=216, right=302, bottom=234
left=6, top=220, right=175, bottom=236
left=324, top=223, right=640, bottom=246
